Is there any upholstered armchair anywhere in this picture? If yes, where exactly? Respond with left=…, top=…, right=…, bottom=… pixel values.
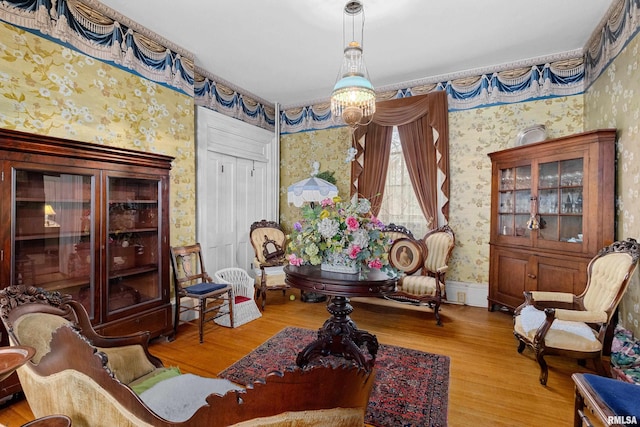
left=387, top=225, right=455, bottom=326
left=0, top=285, right=375, bottom=427
left=513, top=239, right=640, bottom=385
left=250, top=220, right=290, bottom=310
left=382, top=223, right=415, bottom=243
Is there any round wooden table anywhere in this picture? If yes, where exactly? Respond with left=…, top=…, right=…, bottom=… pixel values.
left=284, top=265, right=397, bottom=371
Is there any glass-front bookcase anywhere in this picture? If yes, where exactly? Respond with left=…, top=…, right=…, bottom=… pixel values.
left=12, top=165, right=97, bottom=318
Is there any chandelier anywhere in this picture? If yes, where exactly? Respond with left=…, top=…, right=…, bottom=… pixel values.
left=330, top=0, right=376, bottom=129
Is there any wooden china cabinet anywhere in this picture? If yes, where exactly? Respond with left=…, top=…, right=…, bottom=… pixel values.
left=488, top=129, right=616, bottom=312
left=0, top=128, right=173, bottom=400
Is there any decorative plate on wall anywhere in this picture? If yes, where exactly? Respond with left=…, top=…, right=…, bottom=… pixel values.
left=516, top=124, right=547, bottom=146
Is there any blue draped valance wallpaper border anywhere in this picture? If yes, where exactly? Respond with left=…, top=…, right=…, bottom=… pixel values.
left=0, top=0, right=637, bottom=134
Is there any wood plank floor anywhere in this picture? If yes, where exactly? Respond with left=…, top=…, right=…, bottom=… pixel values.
left=0, top=289, right=602, bottom=426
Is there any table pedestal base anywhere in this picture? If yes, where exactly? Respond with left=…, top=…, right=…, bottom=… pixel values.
left=296, top=296, right=378, bottom=371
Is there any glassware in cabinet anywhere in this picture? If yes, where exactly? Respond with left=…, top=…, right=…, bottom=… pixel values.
left=107, top=176, right=162, bottom=315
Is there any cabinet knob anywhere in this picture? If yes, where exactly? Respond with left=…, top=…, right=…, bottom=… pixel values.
left=527, top=273, right=537, bottom=279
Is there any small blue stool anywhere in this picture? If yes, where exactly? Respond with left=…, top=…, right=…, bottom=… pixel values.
left=572, top=373, right=640, bottom=427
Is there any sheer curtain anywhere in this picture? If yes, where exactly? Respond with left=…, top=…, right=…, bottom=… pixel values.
left=351, top=91, right=449, bottom=227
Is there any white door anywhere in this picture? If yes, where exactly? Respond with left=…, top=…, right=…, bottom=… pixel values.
left=204, top=151, right=236, bottom=273
left=196, top=107, right=278, bottom=277
left=204, top=155, right=269, bottom=274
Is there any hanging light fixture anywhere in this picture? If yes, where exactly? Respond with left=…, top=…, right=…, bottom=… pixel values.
left=330, top=0, right=376, bottom=129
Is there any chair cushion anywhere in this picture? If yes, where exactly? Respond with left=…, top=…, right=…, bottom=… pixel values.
left=139, top=373, right=243, bottom=422
left=98, top=344, right=157, bottom=384
left=235, top=295, right=251, bottom=304
left=583, top=373, right=640, bottom=418
left=514, top=309, right=601, bottom=352
left=400, top=276, right=444, bottom=296
left=129, top=366, right=182, bottom=394
left=186, top=282, right=227, bottom=295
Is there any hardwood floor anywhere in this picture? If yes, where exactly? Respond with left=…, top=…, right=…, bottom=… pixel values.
left=0, top=289, right=600, bottom=426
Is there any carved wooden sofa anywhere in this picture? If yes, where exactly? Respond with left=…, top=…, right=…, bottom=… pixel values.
left=0, top=285, right=375, bottom=427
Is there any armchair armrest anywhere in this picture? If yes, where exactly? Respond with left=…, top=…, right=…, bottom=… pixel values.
left=552, top=308, right=607, bottom=323
left=436, top=265, right=449, bottom=274
left=515, top=290, right=576, bottom=315
left=529, top=291, right=576, bottom=303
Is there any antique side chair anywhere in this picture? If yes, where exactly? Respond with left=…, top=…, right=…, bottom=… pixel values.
left=169, top=243, right=233, bottom=343
left=249, top=220, right=289, bottom=310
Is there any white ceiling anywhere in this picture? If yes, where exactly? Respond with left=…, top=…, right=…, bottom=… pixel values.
left=98, top=0, right=614, bottom=108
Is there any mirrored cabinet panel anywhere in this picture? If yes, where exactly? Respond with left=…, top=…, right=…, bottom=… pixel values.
left=488, top=130, right=615, bottom=311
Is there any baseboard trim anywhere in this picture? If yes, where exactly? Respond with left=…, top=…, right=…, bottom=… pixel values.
left=352, top=280, right=488, bottom=310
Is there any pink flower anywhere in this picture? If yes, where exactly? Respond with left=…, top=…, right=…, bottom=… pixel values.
left=348, top=245, right=362, bottom=259
left=346, top=216, right=360, bottom=231
left=368, top=259, right=383, bottom=269
left=288, top=254, right=303, bottom=266
left=321, top=198, right=334, bottom=207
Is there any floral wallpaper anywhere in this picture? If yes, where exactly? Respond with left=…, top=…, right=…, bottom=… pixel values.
left=0, top=22, right=196, bottom=246
left=447, top=96, right=584, bottom=284
left=585, top=30, right=640, bottom=335
left=279, top=127, right=352, bottom=233
left=280, top=97, right=584, bottom=286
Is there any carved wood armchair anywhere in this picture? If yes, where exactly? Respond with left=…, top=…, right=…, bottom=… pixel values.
left=387, top=225, right=455, bottom=326
left=249, top=220, right=289, bottom=310
left=514, top=239, right=640, bottom=385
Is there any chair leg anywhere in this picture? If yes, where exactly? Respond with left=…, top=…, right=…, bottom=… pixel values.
left=198, top=296, right=205, bottom=344
left=574, top=388, right=586, bottom=427
left=170, top=294, right=180, bottom=341
left=260, top=274, right=267, bottom=311
left=516, top=338, right=526, bottom=353
left=433, top=302, right=443, bottom=326
left=228, top=289, right=235, bottom=329
left=592, top=356, right=607, bottom=376
left=536, top=350, right=549, bottom=385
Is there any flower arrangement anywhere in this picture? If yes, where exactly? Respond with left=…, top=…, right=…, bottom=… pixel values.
left=287, top=196, right=393, bottom=274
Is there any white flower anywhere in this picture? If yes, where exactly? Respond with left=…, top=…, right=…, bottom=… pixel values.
left=356, top=198, right=371, bottom=214
left=351, top=229, right=370, bottom=249
left=317, top=218, right=339, bottom=239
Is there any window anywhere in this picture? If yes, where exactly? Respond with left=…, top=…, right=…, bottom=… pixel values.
left=377, top=127, right=429, bottom=239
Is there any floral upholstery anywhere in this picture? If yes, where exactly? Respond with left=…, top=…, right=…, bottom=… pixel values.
left=611, top=325, right=640, bottom=384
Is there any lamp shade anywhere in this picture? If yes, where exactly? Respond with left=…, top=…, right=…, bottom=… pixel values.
left=330, top=1, right=376, bottom=128
left=287, top=177, right=339, bottom=207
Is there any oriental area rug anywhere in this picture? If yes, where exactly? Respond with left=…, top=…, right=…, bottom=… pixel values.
left=218, top=326, right=450, bottom=427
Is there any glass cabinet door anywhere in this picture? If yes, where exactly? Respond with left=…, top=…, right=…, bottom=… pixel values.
left=537, top=158, right=583, bottom=244
left=107, top=175, right=161, bottom=316
left=498, top=165, right=531, bottom=238
left=12, top=166, right=96, bottom=317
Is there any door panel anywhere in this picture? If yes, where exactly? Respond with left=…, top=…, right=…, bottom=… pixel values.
left=204, top=152, right=236, bottom=273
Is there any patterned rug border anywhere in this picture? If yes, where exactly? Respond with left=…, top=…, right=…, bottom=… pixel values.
left=219, top=326, right=450, bottom=427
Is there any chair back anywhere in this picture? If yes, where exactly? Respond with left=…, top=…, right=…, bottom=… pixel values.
left=250, top=220, right=286, bottom=264
left=170, top=243, right=211, bottom=291
left=582, top=239, right=640, bottom=314
left=422, top=224, right=455, bottom=273
left=214, top=267, right=254, bottom=299
left=383, top=223, right=415, bottom=243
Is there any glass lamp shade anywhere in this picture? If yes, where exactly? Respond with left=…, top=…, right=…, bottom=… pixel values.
left=331, top=42, right=376, bottom=127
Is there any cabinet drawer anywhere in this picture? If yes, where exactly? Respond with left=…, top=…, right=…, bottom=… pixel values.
left=99, top=305, right=171, bottom=338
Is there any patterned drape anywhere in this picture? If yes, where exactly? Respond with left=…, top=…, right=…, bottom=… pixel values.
left=352, top=92, right=449, bottom=227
